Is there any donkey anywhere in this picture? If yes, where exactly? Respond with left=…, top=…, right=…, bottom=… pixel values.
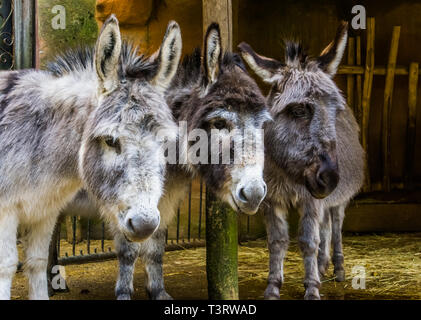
left=105, top=23, right=270, bottom=300
left=0, top=16, right=181, bottom=300
left=238, top=22, right=365, bottom=300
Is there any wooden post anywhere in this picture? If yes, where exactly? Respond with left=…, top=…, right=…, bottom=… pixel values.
left=206, top=191, right=239, bottom=300
left=361, top=17, right=375, bottom=192
left=347, top=37, right=355, bottom=112
left=382, top=26, right=401, bottom=192
left=202, top=0, right=233, bottom=51
left=202, top=0, right=238, bottom=300
left=13, top=0, right=36, bottom=69
left=405, top=62, right=419, bottom=188
left=356, top=36, right=363, bottom=133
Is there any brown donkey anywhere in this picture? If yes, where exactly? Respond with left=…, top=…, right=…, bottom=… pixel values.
left=239, top=22, right=365, bottom=300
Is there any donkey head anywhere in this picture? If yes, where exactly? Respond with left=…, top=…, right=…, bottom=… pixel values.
left=239, top=22, right=348, bottom=199
left=80, top=16, right=181, bottom=241
left=181, top=24, right=270, bottom=215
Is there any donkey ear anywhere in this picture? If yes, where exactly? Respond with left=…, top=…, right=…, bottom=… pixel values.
left=204, top=23, right=222, bottom=85
left=152, top=21, right=182, bottom=93
left=238, top=42, right=282, bottom=83
left=95, top=14, right=122, bottom=94
left=317, top=21, right=348, bottom=76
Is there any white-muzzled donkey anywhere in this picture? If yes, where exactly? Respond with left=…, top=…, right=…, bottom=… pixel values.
left=239, top=22, right=365, bottom=300
left=0, top=15, right=181, bottom=300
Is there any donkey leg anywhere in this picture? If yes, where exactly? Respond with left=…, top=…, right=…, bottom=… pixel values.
left=331, top=205, right=346, bottom=282
left=115, top=233, right=141, bottom=300
left=263, top=205, right=289, bottom=300
left=23, top=215, right=58, bottom=300
left=140, top=228, right=172, bottom=300
left=299, top=201, right=322, bottom=300
left=318, top=207, right=332, bottom=279
left=0, top=213, right=19, bottom=300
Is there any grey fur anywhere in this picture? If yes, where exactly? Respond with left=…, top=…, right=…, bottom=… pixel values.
left=239, top=22, right=365, bottom=300
left=0, top=16, right=178, bottom=300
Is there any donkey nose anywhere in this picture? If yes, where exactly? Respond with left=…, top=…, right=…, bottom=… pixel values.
left=126, top=211, right=160, bottom=241
left=237, top=180, right=267, bottom=214
left=315, top=158, right=339, bottom=198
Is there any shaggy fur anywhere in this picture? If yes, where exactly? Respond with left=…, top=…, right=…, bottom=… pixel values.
left=239, top=22, right=365, bottom=300
left=111, top=23, right=270, bottom=300
left=0, top=16, right=179, bottom=300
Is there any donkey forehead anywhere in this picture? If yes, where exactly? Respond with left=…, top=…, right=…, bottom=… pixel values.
left=275, top=69, right=344, bottom=108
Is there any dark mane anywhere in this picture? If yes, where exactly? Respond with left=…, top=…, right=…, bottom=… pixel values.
left=171, top=48, right=247, bottom=89
left=47, top=41, right=157, bottom=80
left=284, top=41, right=311, bottom=67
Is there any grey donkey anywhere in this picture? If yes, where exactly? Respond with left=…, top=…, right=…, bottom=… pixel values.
left=0, top=15, right=181, bottom=300
left=62, top=22, right=270, bottom=300
left=238, top=22, right=365, bottom=300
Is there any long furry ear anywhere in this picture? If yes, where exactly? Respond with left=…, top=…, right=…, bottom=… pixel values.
left=95, top=14, right=122, bottom=94
left=317, top=21, right=348, bottom=76
left=203, top=23, right=222, bottom=86
left=152, top=21, right=182, bottom=93
left=238, top=42, right=282, bottom=83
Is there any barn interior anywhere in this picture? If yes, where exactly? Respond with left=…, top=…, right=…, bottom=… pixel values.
left=3, top=0, right=421, bottom=299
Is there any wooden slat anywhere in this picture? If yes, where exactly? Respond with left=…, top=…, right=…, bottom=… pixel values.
left=347, top=37, right=355, bottom=112
left=405, top=62, right=419, bottom=188
left=202, top=0, right=233, bottom=51
left=356, top=36, right=363, bottom=135
left=338, top=65, right=411, bottom=75
left=382, top=26, right=400, bottom=192
left=361, top=17, right=375, bottom=192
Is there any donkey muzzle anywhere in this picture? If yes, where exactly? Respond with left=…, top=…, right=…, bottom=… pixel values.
left=305, top=153, right=339, bottom=199
left=235, top=179, right=267, bottom=215
left=124, top=209, right=160, bottom=241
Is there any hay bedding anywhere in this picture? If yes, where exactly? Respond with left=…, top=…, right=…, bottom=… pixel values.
left=11, top=233, right=421, bottom=299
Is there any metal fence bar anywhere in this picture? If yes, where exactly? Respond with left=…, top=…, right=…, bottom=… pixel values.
left=198, top=178, right=203, bottom=240
left=72, top=216, right=76, bottom=256
left=176, top=208, right=180, bottom=243
left=87, top=219, right=91, bottom=254
left=101, top=222, right=105, bottom=252
left=187, top=183, right=192, bottom=241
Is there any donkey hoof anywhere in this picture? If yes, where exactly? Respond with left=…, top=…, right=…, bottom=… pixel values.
left=334, top=269, right=345, bottom=282
left=116, top=293, right=132, bottom=300
left=318, top=261, right=329, bottom=278
left=304, top=287, right=320, bottom=300
left=264, top=285, right=280, bottom=300
left=155, top=291, right=173, bottom=300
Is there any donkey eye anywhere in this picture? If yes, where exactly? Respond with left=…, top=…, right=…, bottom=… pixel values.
left=212, top=119, right=228, bottom=130
left=288, top=104, right=311, bottom=119
left=104, top=136, right=121, bottom=153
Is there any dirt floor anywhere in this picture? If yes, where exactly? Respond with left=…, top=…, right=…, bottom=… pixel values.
left=11, top=233, right=421, bottom=300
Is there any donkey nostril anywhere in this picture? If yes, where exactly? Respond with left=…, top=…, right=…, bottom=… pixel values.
left=127, top=218, right=134, bottom=232
left=238, top=188, right=248, bottom=202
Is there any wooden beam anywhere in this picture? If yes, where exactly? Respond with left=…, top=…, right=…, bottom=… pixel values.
left=355, top=36, right=363, bottom=135
left=405, top=62, right=419, bottom=189
left=202, top=0, right=233, bottom=51
left=346, top=37, right=355, bottom=112
left=361, top=17, right=375, bottom=192
left=382, top=26, right=400, bottom=192
left=338, top=65, right=413, bottom=76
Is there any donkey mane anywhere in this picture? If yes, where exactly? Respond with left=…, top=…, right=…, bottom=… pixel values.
left=283, top=41, right=327, bottom=72
left=47, top=41, right=157, bottom=80
left=171, top=48, right=247, bottom=89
